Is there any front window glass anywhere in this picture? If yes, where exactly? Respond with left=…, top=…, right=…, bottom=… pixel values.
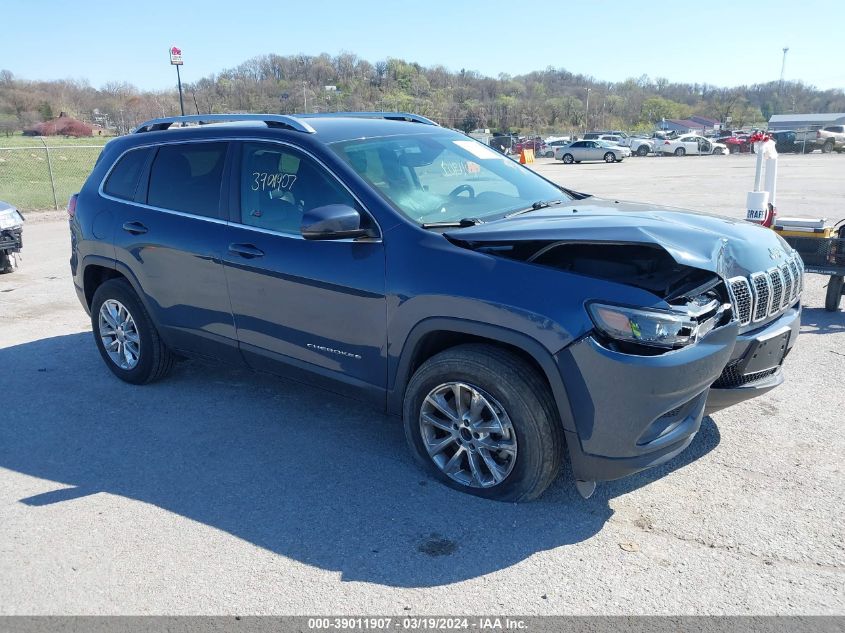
left=331, top=132, right=569, bottom=224
left=240, top=142, right=361, bottom=235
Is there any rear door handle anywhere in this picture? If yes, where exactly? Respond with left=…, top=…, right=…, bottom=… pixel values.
left=122, top=221, right=148, bottom=235
left=228, top=243, right=265, bottom=259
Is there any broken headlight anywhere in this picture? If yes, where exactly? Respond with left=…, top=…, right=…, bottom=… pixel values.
left=588, top=303, right=699, bottom=350
left=0, top=207, right=24, bottom=230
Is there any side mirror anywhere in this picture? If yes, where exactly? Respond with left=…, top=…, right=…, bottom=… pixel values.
left=300, top=204, right=375, bottom=241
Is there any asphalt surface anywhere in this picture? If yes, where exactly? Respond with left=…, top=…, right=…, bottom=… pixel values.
left=0, top=153, right=843, bottom=615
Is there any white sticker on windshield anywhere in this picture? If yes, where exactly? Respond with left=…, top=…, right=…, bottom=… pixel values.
left=453, top=140, right=503, bottom=160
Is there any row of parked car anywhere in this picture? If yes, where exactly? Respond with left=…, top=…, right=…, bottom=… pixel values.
left=498, top=125, right=845, bottom=165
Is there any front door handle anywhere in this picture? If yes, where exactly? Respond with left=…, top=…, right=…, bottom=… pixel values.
left=122, top=221, right=148, bottom=235
left=228, top=243, right=265, bottom=259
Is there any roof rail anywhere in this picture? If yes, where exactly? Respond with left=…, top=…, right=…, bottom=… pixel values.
left=295, top=112, right=440, bottom=126
left=132, top=114, right=316, bottom=134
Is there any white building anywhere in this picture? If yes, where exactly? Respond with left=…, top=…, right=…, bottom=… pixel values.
left=768, top=113, right=845, bottom=131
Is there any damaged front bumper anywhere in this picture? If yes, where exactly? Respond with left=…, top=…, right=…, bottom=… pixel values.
left=0, top=227, right=23, bottom=253
left=556, top=304, right=800, bottom=485
left=556, top=322, right=737, bottom=483
left=705, top=304, right=800, bottom=414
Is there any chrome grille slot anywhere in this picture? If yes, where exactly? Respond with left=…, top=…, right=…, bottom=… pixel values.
left=780, top=264, right=793, bottom=307
left=769, top=267, right=784, bottom=311
left=789, top=257, right=802, bottom=295
left=728, top=277, right=752, bottom=326
left=750, top=272, right=772, bottom=322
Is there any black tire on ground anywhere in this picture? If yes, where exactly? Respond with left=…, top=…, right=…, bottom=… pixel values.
left=562, top=153, right=574, bottom=164
left=604, top=152, right=615, bottom=163
left=636, top=145, right=649, bottom=156
left=674, top=147, right=686, bottom=157
left=729, top=145, right=739, bottom=154
left=822, top=140, right=834, bottom=154
left=825, top=275, right=844, bottom=312
left=544, top=151, right=554, bottom=158
left=402, top=344, right=564, bottom=502
left=90, top=278, right=175, bottom=384
left=0, top=252, right=13, bottom=274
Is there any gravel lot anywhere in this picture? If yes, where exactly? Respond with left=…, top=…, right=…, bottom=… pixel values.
left=0, top=153, right=843, bottom=615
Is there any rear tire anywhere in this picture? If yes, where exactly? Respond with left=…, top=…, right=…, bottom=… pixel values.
left=403, top=344, right=563, bottom=502
left=562, top=153, right=574, bottom=164
left=636, top=145, right=649, bottom=156
left=674, top=147, right=686, bottom=157
left=822, top=140, right=834, bottom=154
left=90, top=278, right=175, bottom=384
left=729, top=145, right=739, bottom=154
left=825, top=275, right=844, bottom=312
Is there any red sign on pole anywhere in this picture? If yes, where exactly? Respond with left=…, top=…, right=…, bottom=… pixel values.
left=169, top=46, right=183, bottom=66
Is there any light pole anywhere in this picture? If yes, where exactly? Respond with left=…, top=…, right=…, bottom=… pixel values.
left=584, top=88, right=591, bottom=133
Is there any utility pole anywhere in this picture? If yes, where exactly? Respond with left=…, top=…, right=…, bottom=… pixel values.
left=584, top=88, right=591, bottom=133
left=779, top=47, right=789, bottom=92
left=302, top=81, right=307, bottom=113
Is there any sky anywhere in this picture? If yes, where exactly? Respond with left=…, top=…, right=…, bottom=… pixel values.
left=3, top=0, right=844, bottom=92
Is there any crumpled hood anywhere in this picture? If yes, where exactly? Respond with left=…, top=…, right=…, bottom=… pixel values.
left=444, top=198, right=794, bottom=279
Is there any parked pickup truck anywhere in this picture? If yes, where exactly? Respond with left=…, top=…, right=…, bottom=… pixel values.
left=815, top=125, right=845, bottom=153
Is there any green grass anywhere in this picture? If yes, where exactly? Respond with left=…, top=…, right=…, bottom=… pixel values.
left=0, top=132, right=110, bottom=148
left=0, top=141, right=105, bottom=210
left=0, top=134, right=109, bottom=209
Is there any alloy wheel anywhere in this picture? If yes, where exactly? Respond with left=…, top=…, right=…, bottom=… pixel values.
left=419, top=382, right=517, bottom=488
left=98, top=299, right=141, bottom=370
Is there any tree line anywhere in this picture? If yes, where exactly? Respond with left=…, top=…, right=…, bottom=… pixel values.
left=2, top=53, right=844, bottom=136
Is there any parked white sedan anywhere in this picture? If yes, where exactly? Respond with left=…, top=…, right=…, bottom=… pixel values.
left=658, top=135, right=728, bottom=156
left=555, top=140, right=632, bottom=163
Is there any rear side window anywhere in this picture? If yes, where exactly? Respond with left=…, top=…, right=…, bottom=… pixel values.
left=147, top=143, right=227, bottom=217
left=825, top=126, right=844, bottom=133
left=103, top=148, right=148, bottom=201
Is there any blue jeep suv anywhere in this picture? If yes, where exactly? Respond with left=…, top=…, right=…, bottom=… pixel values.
left=69, top=113, right=802, bottom=500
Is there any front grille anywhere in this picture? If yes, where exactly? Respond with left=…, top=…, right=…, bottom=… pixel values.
left=727, top=253, right=802, bottom=327
left=729, top=278, right=752, bottom=325
left=780, top=264, right=794, bottom=306
left=712, top=361, right=780, bottom=389
left=750, top=273, right=771, bottom=322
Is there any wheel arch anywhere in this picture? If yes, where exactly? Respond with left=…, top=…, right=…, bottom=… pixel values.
left=81, top=257, right=158, bottom=322
left=388, top=318, right=576, bottom=434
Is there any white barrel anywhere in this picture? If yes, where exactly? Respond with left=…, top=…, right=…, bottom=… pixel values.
left=746, top=190, right=770, bottom=223
left=764, top=158, right=778, bottom=206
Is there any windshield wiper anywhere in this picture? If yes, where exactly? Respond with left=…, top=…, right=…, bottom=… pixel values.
left=421, top=217, right=482, bottom=229
left=505, top=199, right=566, bottom=218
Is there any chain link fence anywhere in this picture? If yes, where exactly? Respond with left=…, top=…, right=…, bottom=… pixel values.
left=0, top=141, right=104, bottom=211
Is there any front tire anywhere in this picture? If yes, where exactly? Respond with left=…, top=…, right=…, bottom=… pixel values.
left=90, top=278, right=175, bottom=384
left=825, top=275, right=844, bottom=312
left=403, top=344, right=563, bottom=502
left=604, top=152, right=615, bottom=163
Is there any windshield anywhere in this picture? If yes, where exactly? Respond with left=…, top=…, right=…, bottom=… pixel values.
left=330, top=131, right=570, bottom=225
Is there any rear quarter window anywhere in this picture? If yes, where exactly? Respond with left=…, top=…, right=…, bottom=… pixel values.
left=103, top=148, right=149, bottom=201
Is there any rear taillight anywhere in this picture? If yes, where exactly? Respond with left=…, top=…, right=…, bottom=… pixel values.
left=67, top=194, right=78, bottom=218
left=816, top=131, right=821, bottom=138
